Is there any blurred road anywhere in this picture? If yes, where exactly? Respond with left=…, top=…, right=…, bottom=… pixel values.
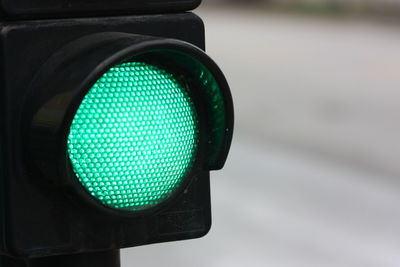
left=201, top=7, right=400, bottom=177
left=122, top=7, right=400, bottom=267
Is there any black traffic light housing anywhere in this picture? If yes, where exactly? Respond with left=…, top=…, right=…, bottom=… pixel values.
left=0, top=1, right=233, bottom=265
left=0, top=0, right=201, bottom=19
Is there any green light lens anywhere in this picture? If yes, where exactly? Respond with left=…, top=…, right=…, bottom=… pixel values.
left=67, top=61, right=198, bottom=211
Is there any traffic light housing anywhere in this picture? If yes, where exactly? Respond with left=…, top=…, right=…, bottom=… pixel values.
left=0, top=0, right=201, bottom=19
left=0, top=2, right=233, bottom=262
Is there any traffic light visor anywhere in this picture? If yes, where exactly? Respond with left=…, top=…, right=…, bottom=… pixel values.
left=28, top=33, right=233, bottom=214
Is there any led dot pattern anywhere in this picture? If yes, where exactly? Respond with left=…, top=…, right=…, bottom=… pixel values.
left=67, top=61, right=198, bottom=212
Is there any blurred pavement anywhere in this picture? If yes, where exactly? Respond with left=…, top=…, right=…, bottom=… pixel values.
left=122, top=6, right=400, bottom=267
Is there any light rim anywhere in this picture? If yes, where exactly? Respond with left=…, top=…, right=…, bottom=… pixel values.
left=26, top=34, right=233, bottom=217
left=60, top=43, right=212, bottom=217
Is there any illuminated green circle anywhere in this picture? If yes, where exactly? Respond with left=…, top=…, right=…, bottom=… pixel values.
left=67, top=61, right=198, bottom=211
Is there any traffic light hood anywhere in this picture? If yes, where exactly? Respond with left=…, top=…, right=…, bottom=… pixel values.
left=26, top=32, right=233, bottom=215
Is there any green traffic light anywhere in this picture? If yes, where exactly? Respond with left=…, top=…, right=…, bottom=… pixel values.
left=67, top=61, right=199, bottom=211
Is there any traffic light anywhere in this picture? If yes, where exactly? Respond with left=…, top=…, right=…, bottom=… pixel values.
left=0, top=0, right=233, bottom=265
left=0, top=0, right=201, bottom=19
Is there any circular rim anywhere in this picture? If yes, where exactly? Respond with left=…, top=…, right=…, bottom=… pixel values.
left=62, top=46, right=209, bottom=217
left=26, top=34, right=233, bottom=217
left=64, top=58, right=205, bottom=216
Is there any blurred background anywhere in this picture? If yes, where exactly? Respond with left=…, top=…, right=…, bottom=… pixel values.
left=123, top=1, right=400, bottom=266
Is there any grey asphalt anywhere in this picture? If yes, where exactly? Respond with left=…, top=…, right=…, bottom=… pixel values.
left=122, top=7, right=400, bottom=267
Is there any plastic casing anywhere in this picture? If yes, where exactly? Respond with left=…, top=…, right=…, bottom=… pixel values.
left=0, top=0, right=202, bottom=19
left=0, top=13, right=219, bottom=258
